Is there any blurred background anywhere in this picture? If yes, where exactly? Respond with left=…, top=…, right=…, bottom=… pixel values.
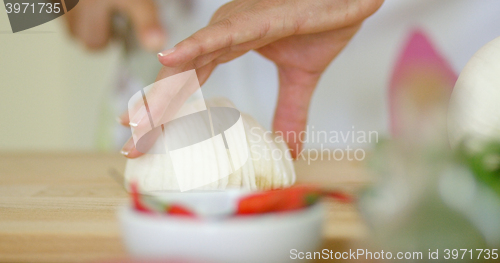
left=0, top=3, right=120, bottom=152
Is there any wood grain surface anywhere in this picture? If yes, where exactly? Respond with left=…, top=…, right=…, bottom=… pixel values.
left=0, top=153, right=372, bottom=262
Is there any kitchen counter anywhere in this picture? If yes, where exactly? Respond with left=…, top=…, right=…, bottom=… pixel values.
left=0, top=153, right=371, bottom=262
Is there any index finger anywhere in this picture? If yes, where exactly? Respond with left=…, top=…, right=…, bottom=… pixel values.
left=158, top=10, right=290, bottom=67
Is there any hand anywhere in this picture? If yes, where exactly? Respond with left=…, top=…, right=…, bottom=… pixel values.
left=121, top=0, right=384, bottom=158
left=65, top=0, right=165, bottom=51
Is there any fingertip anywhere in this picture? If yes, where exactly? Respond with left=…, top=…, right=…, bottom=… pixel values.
left=157, top=47, right=183, bottom=67
left=288, top=141, right=302, bottom=160
left=116, top=116, right=130, bottom=127
left=118, top=111, right=131, bottom=126
left=83, top=37, right=109, bottom=51
left=120, top=143, right=144, bottom=159
left=123, top=148, right=145, bottom=159
left=273, top=117, right=306, bottom=160
left=158, top=38, right=202, bottom=67
left=157, top=47, right=175, bottom=57
left=121, top=136, right=148, bottom=159
left=276, top=128, right=302, bottom=160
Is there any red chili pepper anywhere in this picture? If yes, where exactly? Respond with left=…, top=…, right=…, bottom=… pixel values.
left=167, top=204, right=196, bottom=217
left=130, top=181, right=153, bottom=213
left=236, top=186, right=353, bottom=215
left=274, top=186, right=322, bottom=212
left=237, top=186, right=323, bottom=215
left=130, top=182, right=196, bottom=216
left=324, top=191, right=354, bottom=203
left=236, top=190, right=282, bottom=215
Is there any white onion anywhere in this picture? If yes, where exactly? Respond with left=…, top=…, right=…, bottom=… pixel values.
left=124, top=97, right=295, bottom=192
left=448, top=36, right=500, bottom=146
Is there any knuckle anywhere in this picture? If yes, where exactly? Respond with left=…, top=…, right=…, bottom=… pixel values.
left=292, top=18, right=302, bottom=34
left=253, top=0, right=280, bottom=10
left=257, top=19, right=271, bottom=40
left=192, top=56, right=205, bottom=69
left=224, top=33, right=234, bottom=48
left=217, top=18, right=233, bottom=30
left=179, top=35, right=205, bottom=57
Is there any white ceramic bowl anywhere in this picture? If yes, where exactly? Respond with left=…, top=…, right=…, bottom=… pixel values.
left=119, top=191, right=324, bottom=263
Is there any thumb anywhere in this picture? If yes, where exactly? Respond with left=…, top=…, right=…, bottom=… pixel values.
left=114, top=0, right=166, bottom=52
left=273, top=67, right=320, bottom=159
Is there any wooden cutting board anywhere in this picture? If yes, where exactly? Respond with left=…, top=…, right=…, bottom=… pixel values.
left=0, top=153, right=371, bottom=262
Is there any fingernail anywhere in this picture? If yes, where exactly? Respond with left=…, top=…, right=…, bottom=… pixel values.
left=129, top=106, right=147, bottom=128
left=121, top=138, right=135, bottom=156
left=158, top=47, right=175, bottom=57
left=145, top=30, right=165, bottom=52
